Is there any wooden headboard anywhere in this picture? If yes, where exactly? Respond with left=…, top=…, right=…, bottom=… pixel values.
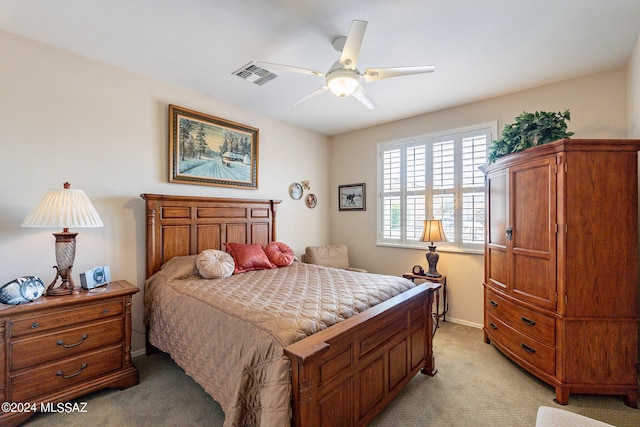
left=140, top=194, right=281, bottom=278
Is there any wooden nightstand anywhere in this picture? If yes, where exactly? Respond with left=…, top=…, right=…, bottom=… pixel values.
left=403, top=273, right=448, bottom=324
left=0, top=280, right=139, bottom=427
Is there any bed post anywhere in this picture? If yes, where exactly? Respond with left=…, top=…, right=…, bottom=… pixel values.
left=270, top=199, right=278, bottom=241
left=421, top=289, right=438, bottom=376
left=289, top=352, right=324, bottom=427
left=146, top=206, right=157, bottom=279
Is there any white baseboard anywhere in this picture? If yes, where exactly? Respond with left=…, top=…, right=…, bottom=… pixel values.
left=443, top=317, right=483, bottom=329
left=131, top=348, right=146, bottom=358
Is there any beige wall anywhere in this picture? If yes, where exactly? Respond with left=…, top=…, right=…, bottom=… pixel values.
left=0, top=30, right=331, bottom=354
left=329, top=68, right=628, bottom=327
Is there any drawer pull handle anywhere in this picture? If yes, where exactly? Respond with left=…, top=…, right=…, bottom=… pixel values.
left=521, top=317, right=536, bottom=326
left=521, top=344, right=536, bottom=354
left=56, top=363, right=87, bottom=379
left=489, top=322, right=498, bottom=330
left=31, top=322, right=39, bottom=329
left=57, top=333, right=88, bottom=348
left=102, top=308, right=109, bottom=314
left=490, top=300, right=498, bottom=307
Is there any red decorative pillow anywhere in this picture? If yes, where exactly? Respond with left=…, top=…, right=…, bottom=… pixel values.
left=225, top=243, right=274, bottom=274
left=264, top=242, right=295, bottom=267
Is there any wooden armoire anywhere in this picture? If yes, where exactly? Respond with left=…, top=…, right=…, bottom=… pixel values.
left=483, top=138, right=640, bottom=407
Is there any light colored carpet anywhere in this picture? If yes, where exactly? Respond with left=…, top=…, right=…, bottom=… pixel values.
left=24, top=322, right=640, bottom=426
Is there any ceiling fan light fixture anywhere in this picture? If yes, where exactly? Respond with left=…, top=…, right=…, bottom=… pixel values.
left=326, top=69, right=359, bottom=98
left=261, top=20, right=433, bottom=108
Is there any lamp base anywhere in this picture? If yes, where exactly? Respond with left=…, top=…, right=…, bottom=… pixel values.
left=46, top=231, right=77, bottom=297
left=46, top=265, right=75, bottom=296
left=425, top=245, right=442, bottom=278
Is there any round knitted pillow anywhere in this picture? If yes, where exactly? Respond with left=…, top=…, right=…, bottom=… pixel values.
left=264, top=241, right=295, bottom=267
left=196, top=249, right=235, bottom=279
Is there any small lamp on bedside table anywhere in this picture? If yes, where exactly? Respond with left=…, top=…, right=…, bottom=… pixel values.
left=22, top=182, right=103, bottom=296
left=420, top=219, right=447, bottom=278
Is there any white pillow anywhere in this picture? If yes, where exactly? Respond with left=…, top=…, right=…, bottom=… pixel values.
left=196, top=249, right=235, bottom=279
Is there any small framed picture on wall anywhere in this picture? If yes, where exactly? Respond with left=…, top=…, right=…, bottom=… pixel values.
left=338, top=183, right=366, bottom=211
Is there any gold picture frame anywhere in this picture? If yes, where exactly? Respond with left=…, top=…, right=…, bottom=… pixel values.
left=169, top=105, right=258, bottom=188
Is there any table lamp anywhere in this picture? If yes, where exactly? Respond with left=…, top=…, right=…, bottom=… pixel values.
left=22, top=182, right=103, bottom=296
left=420, top=219, right=447, bottom=278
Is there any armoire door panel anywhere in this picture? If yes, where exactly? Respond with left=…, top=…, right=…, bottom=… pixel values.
left=487, top=246, right=508, bottom=291
left=512, top=251, right=554, bottom=307
left=510, top=157, right=557, bottom=309
left=487, top=170, right=508, bottom=247
left=486, top=169, right=509, bottom=292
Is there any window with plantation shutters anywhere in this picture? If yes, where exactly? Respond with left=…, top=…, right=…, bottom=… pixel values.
left=377, top=122, right=496, bottom=252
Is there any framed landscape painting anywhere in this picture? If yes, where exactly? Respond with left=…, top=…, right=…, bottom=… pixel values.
left=169, top=105, right=258, bottom=188
left=339, top=183, right=366, bottom=211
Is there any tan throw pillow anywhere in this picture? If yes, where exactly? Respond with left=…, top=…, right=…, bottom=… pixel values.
left=196, top=249, right=235, bottom=279
left=160, top=255, right=198, bottom=280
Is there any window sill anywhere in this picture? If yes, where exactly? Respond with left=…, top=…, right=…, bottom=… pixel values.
left=376, top=242, right=484, bottom=255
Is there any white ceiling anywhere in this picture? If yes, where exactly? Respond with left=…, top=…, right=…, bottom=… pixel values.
left=2, top=0, right=640, bottom=136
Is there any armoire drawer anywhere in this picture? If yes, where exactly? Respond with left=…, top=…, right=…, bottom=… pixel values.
left=10, top=318, right=124, bottom=371
left=486, top=312, right=555, bottom=376
left=485, top=289, right=555, bottom=347
left=10, top=300, right=123, bottom=338
left=10, top=344, right=124, bottom=402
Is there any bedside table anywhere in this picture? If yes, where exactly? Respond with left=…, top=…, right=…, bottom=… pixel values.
left=403, top=273, right=448, bottom=325
left=0, top=280, right=139, bottom=427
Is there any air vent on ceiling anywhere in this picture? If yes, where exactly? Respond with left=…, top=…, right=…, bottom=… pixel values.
left=232, top=62, right=277, bottom=86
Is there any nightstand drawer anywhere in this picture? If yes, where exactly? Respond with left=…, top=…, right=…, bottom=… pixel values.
left=11, top=300, right=123, bottom=338
left=11, top=318, right=123, bottom=370
left=11, top=344, right=123, bottom=402
left=487, top=312, right=555, bottom=376
left=485, top=289, right=555, bottom=347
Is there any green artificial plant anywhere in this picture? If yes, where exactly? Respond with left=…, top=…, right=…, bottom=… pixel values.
left=487, top=110, right=574, bottom=163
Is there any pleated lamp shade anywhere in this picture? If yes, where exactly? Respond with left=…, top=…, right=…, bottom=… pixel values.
left=22, top=183, right=103, bottom=229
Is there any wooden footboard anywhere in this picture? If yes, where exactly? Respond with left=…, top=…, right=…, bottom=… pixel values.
left=285, top=282, right=439, bottom=427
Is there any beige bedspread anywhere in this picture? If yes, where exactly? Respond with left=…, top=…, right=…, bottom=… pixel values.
left=144, top=256, right=415, bottom=427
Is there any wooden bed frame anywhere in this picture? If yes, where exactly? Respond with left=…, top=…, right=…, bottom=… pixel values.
left=141, top=193, right=439, bottom=427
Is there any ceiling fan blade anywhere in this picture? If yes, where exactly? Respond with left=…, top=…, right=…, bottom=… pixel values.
left=256, top=61, right=324, bottom=77
left=292, top=86, right=329, bottom=107
left=351, top=85, right=376, bottom=109
left=339, top=20, right=368, bottom=69
left=363, top=65, right=436, bottom=82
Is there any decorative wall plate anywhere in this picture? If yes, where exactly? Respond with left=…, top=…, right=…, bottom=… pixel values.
left=289, top=182, right=303, bottom=200
left=306, top=193, right=317, bottom=208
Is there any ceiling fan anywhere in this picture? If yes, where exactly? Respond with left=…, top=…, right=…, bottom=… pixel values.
left=257, top=20, right=435, bottom=109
